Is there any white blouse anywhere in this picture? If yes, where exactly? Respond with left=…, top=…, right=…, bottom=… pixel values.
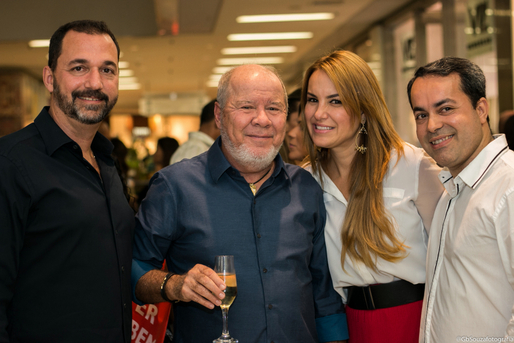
left=308, top=143, right=443, bottom=302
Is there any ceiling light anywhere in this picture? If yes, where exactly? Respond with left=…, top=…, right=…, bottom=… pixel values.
left=236, top=13, right=334, bottom=23
left=28, top=39, right=50, bottom=48
left=119, top=83, right=141, bottom=90
left=213, top=67, right=234, bottom=74
left=228, top=32, right=313, bottom=41
left=217, top=57, right=284, bottom=65
left=119, top=69, right=134, bottom=77
left=209, top=74, right=223, bottom=81
left=119, top=77, right=139, bottom=85
left=222, top=46, right=297, bottom=55
left=207, top=80, right=219, bottom=88
left=118, top=61, right=130, bottom=69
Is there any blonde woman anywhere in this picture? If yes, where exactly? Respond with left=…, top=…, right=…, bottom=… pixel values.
left=301, top=50, right=443, bottom=342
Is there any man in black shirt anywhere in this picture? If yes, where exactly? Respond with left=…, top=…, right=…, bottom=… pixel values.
left=0, top=20, right=134, bottom=342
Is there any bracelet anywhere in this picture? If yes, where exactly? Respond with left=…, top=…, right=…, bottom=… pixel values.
left=160, top=272, right=176, bottom=303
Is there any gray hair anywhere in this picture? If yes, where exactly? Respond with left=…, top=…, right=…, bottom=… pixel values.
left=216, top=64, right=288, bottom=113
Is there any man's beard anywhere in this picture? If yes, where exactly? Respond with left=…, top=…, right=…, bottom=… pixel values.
left=53, top=81, right=117, bottom=125
left=220, top=117, right=281, bottom=171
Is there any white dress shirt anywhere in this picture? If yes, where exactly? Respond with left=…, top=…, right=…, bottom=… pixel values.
left=420, top=135, right=514, bottom=342
left=309, top=143, right=442, bottom=301
left=170, top=131, right=214, bottom=164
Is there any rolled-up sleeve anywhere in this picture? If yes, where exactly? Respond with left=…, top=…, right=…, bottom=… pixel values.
left=131, top=173, right=177, bottom=303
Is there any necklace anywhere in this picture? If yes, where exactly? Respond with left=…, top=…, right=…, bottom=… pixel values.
left=248, top=166, right=272, bottom=196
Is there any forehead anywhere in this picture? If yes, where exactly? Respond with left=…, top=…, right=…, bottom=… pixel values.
left=59, top=31, right=117, bottom=63
left=413, top=73, right=462, bottom=95
left=228, top=67, right=285, bottom=103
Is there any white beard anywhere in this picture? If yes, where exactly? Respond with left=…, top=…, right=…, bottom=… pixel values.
left=220, top=119, right=280, bottom=171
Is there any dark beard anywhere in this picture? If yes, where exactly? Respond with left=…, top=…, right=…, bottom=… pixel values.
left=53, top=80, right=117, bottom=125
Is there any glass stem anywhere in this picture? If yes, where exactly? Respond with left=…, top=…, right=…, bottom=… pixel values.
left=221, top=307, right=230, bottom=338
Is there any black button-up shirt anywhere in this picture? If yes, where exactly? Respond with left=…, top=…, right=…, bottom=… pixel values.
left=0, top=107, right=134, bottom=342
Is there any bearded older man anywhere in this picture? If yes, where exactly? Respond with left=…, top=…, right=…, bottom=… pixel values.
left=132, top=64, right=348, bottom=343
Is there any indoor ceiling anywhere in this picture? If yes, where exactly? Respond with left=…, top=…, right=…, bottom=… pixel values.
left=0, top=0, right=415, bottom=115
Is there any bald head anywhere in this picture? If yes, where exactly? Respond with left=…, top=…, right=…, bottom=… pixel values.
left=217, top=64, right=288, bottom=113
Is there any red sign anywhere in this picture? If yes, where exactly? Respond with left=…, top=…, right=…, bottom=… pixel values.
left=131, top=301, right=171, bottom=343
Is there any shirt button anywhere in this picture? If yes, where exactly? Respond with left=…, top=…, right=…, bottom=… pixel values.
left=268, top=304, right=273, bottom=309
left=73, top=145, right=78, bottom=149
left=257, top=233, right=261, bottom=238
left=121, top=266, right=125, bottom=272
left=263, top=268, right=267, bottom=273
left=123, top=303, right=127, bottom=309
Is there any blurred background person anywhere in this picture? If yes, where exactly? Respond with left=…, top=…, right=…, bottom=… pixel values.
left=154, top=136, right=179, bottom=171
left=111, top=137, right=129, bottom=181
left=280, top=88, right=302, bottom=164
left=137, top=136, right=179, bottom=208
left=499, top=110, right=514, bottom=150
left=170, top=99, right=219, bottom=164
left=286, top=90, right=308, bottom=165
left=301, top=50, right=443, bottom=343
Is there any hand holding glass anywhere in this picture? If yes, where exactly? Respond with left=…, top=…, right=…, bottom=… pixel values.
left=213, top=255, right=238, bottom=343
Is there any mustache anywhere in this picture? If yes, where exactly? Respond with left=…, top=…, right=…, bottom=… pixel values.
left=72, top=89, right=109, bottom=102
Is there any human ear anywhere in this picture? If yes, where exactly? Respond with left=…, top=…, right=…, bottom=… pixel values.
left=42, top=66, right=54, bottom=93
left=475, top=97, right=489, bottom=124
left=214, top=101, right=222, bottom=129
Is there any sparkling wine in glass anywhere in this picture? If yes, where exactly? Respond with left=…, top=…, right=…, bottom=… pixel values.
left=213, top=255, right=238, bottom=343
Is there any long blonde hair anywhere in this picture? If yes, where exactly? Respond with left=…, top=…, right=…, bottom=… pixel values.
left=301, top=50, right=407, bottom=271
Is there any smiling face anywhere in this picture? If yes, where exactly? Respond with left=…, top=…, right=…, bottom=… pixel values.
left=410, top=73, right=491, bottom=176
left=215, top=65, right=287, bottom=172
left=304, top=69, right=360, bottom=154
left=44, top=30, right=119, bottom=125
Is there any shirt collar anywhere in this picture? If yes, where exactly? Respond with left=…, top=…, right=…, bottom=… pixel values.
left=34, top=106, right=113, bottom=157
left=439, top=134, right=509, bottom=195
left=207, top=136, right=289, bottom=184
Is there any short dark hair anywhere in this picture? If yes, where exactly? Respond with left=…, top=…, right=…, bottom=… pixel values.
left=157, top=137, right=179, bottom=168
left=200, top=99, right=217, bottom=126
left=287, top=88, right=302, bottom=117
left=407, top=57, right=486, bottom=109
left=48, top=20, right=120, bottom=71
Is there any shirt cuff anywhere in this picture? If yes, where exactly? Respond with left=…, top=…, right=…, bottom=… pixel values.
left=316, top=313, right=349, bottom=342
left=131, top=259, right=157, bottom=305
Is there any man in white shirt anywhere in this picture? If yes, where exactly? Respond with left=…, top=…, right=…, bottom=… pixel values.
left=170, top=99, right=220, bottom=164
left=407, top=57, right=514, bottom=342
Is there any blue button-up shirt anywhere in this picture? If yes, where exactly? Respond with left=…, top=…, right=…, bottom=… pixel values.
left=132, top=138, right=347, bottom=343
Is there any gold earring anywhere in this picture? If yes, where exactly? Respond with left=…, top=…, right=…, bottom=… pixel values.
left=355, top=120, right=367, bottom=154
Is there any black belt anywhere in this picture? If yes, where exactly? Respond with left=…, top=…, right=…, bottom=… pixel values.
left=347, top=280, right=425, bottom=310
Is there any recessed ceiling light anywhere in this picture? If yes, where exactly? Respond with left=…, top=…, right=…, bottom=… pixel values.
left=119, top=77, right=139, bottom=85
left=207, top=80, right=219, bottom=88
left=119, top=83, right=141, bottom=90
left=28, top=39, right=50, bottom=48
left=209, top=74, right=223, bottom=81
left=236, top=13, right=334, bottom=23
left=213, top=67, right=234, bottom=74
left=217, top=57, right=284, bottom=65
left=228, top=32, right=313, bottom=41
left=118, top=61, right=130, bottom=69
left=222, top=46, right=297, bottom=55
left=119, top=70, right=134, bottom=77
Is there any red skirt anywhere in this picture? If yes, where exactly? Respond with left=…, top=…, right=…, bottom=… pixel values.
left=347, top=300, right=422, bottom=343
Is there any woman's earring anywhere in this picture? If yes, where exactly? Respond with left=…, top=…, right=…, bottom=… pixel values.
left=355, top=119, right=367, bottom=154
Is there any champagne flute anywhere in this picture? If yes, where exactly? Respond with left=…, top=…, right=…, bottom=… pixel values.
left=213, top=255, right=238, bottom=343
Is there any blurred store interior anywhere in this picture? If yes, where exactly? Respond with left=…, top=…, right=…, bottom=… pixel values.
left=1, top=0, right=512, bottom=191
